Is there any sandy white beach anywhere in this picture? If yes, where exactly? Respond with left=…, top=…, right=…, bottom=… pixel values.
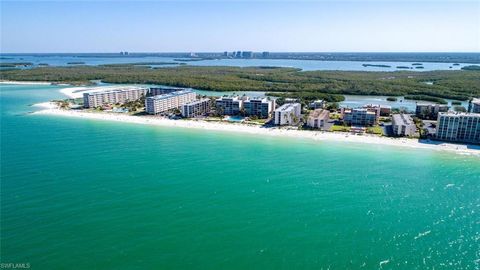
left=33, top=107, right=480, bottom=156
left=0, top=80, right=53, bottom=85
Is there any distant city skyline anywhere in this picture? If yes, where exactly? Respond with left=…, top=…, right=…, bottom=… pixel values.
left=1, top=1, right=479, bottom=53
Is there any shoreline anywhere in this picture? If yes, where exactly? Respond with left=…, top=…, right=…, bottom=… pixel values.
left=33, top=107, right=480, bottom=156
left=0, top=80, right=53, bottom=85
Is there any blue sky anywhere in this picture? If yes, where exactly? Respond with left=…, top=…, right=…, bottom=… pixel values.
left=1, top=1, right=479, bottom=53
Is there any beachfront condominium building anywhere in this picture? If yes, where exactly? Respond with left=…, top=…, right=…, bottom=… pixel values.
left=309, top=100, right=325, bottom=110
left=363, top=104, right=391, bottom=116
left=435, top=112, right=480, bottom=144
left=307, top=109, right=330, bottom=129
left=145, top=90, right=196, bottom=115
left=274, top=103, right=302, bottom=125
left=181, top=98, right=211, bottom=118
left=341, top=108, right=378, bottom=126
left=243, top=98, right=275, bottom=118
left=148, top=87, right=186, bottom=96
left=468, top=98, right=480, bottom=113
left=415, top=103, right=449, bottom=119
left=215, top=97, right=243, bottom=115
left=392, top=114, right=417, bottom=137
left=83, top=87, right=148, bottom=108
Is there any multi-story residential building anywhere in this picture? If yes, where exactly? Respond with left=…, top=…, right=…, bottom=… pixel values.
left=415, top=103, right=449, bottom=119
left=83, top=87, right=148, bottom=108
left=145, top=90, right=196, bottom=115
left=274, top=103, right=301, bottom=125
left=243, top=98, right=275, bottom=118
left=363, top=104, right=391, bottom=116
left=468, top=98, right=480, bottom=113
left=341, top=108, right=378, bottom=126
left=242, top=51, right=253, bottom=58
left=435, top=112, right=480, bottom=144
left=309, top=100, right=325, bottom=110
left=181, top=98, right=211, bottom=118
left=307, top=109, right=330, bottom=129
left=392, top=114, right=417, bottom=137
left=215, top=96, right=243, bottom=115
left=148, top=87, right=185, bottom=96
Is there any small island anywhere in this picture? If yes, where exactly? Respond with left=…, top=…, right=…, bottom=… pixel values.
left=412, top=63, right=423, bottom=66
left=67, top=61, right=86, bottom=65
left=386, top=97, right=398, bottom=101
left=0, top=62, right=33, bottom=68
left=396, top=66, right=411, bottom=69
left=461, top=65, right=480, bottom=71
left=404, top=95, right=447, bottom=104
left=362, top=64, right=392, bottom=68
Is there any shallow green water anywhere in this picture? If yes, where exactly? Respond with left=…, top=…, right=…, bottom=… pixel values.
left=1, top=84, right=479, bottom=269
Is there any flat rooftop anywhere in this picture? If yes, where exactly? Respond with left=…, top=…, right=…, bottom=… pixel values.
left=276, top=103, right=300, bottom=112
left=439, top=112, right=480, bottom=117
left=148, top=90, right=195, bottom=100
left=84, top=87, right=147, bottom=95
left=184, top=98, right=210, bottom=105
left=392, top=114, right=414, bottom=125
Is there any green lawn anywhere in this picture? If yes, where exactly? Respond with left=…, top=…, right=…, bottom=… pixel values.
left=330, top=125, right=350, bottom=132
left=366, top=126, right=383, bottom=135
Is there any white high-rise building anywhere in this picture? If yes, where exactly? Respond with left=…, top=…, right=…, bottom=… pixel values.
left=243, top=98, right=274, bottom=118
left=392, top=114, right=416, bottom=136
left=435, top=112, right=480, bottom=144
left=468, top=98, right=480, bottom=113
left=83, top=87, right=148, bottom=108
left=145, top=90, right=196, bottom=115
left=274, top=103, right=301, bottom=125
left=215, top=97, right=243, bottom=115
left=181, top=99, right=211, bottom=118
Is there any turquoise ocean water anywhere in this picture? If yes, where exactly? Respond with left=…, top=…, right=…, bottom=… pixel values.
left=1, top=84, right=479, bottom=269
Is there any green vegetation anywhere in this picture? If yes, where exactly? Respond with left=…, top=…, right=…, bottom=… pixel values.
left=0, top=62, right=33, bottom=67
left=412, top=117, right=425, bottom=138
left=1, top=65, right=479, bottom=102
left=451, top=101, right=461, bottom=105
left=396, top=66, right=411, bottom=69
left=453, top=106, right=467, bottom=112
left=67, top=61, right=86, bottom=65
left=121, top=95, right=146, bottom=112
left=461, top=65, right=480, bottom=71
left=412, top=63, right=423, bottom=66
left=366, top=126, right=383, bottom=135
left=386, top=97, right=398, bottom=101
left=415, top=66, right=425, bottom=69
left=325, top=102, right=340, bottom=110
left=53, top=100, right=70, bottom=109
left=330, top=125, right=350, bottom=132
left=404, top=95, right=448, bottom=104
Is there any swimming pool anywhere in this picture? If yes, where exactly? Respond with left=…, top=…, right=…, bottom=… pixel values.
left=226, top=116, right=245, bottom=122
